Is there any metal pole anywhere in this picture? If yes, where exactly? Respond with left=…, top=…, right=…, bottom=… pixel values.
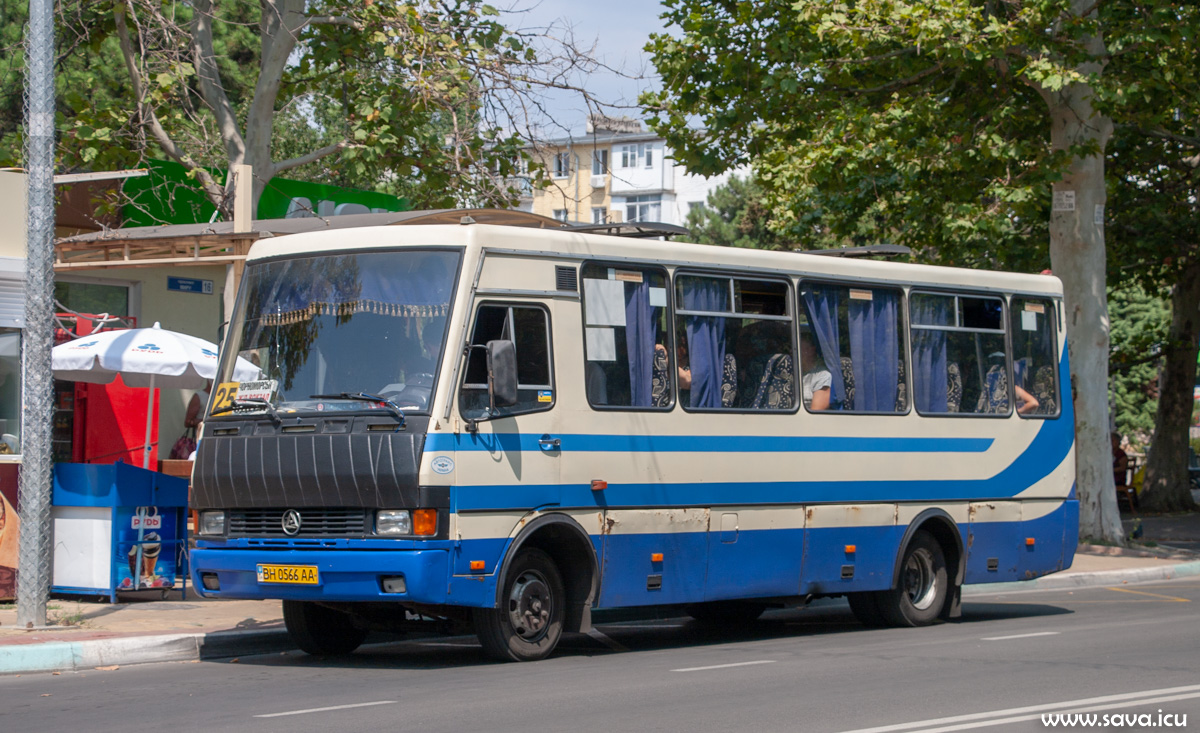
left=17, top=0, right=56, bottom=628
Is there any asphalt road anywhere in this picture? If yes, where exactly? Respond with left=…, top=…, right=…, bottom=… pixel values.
left=3, top=579, right=1199, bottom=733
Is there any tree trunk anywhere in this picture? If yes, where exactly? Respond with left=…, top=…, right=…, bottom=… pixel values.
left=1040, top=11, right=1123, bottom=544
left=1140, top=257, right=1200, bottom=513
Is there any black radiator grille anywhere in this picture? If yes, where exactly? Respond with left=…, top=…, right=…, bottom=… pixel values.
left=228, top=509, right=371, bottom=537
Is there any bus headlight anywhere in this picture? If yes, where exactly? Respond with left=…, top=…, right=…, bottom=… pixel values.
left=198, top=511, right=226, bottom=536
left=375, top=509, right=412, bottom=536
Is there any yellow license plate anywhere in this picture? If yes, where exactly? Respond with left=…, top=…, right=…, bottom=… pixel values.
left=256, top=564, right=319, bottom=585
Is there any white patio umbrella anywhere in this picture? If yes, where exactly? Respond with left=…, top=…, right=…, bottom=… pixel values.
left=51, top=322, right=260, bottom=468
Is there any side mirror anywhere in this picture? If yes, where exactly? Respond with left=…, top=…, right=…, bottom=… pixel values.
left=487, top=339, right=518, bottom=408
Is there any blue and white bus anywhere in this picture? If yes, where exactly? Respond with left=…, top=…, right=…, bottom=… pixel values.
left=190, top=210, right=1077, bottom=662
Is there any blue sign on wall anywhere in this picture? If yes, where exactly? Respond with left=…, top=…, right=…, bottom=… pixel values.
left=167, top=277, right=213, bottom=295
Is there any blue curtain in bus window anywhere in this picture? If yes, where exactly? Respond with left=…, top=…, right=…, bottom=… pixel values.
left=624, top=280, right=658, bottom=407
left=1013, top=357, right=1029, bottom=391
left=802, top=286, right=846, bottom=408
left=682, top=278, right=727, bottom=408
left=261, top=252, right=456, bottom=319
left=357, top=252, right=455, bottom=313
left=848, top=290, right=899, bottom=411
left=911, top=296, right=952, bottom=412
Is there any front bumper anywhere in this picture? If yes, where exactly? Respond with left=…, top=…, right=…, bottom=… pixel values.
left=190, top=547, right=450, bottom=604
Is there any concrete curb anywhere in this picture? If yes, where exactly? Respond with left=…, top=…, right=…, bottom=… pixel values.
left=0, top=628, right=292, bottom=676
left=963, top=560, right=1200, bottom=596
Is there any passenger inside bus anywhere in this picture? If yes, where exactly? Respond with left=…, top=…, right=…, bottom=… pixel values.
left=799, top=330, right=832, bottom=411
left=975, top=352, right=1039, bottom=415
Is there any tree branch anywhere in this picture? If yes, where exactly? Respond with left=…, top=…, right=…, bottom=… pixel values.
left=308, top=15, right=364, bottom=29
left=245, top=0, right=308, bottom=172
left=114, top=2, right=224, bottom=205
left=188, top=0, right=246, bottom=163
left=829, top=62, right=944, bottom=94
left=273, top=140, right=363, bottom=174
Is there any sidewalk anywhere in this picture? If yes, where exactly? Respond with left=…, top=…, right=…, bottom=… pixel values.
left=3, top=523, right=1200, bottom=676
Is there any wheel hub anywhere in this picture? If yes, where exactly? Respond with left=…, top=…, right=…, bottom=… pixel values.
left=902, top=547, right=938, bottom=611
left=507, top=569, right=552, bottom=641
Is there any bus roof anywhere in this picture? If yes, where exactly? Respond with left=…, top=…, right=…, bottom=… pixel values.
left=245, top=214, right=1063, bottom=298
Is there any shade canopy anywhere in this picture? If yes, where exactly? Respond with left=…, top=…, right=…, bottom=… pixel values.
left=52, top=322, right=259, bottom=389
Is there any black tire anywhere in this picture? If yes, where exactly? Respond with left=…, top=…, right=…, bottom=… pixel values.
left=283, top=600, right=368, bottom=656
left=687, top=601, right=767, bottom=625
left=878, top=530, right=948, bottom=627
left=847, top=591, right=888, bottom=627
left=473, top=548, right=564, bottom=662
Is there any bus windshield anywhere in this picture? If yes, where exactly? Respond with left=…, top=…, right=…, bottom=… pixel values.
left=215, top=249, right=460, bottom=415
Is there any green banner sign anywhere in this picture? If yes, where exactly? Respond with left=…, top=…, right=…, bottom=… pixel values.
left=121, top=160, right=409, bottom=226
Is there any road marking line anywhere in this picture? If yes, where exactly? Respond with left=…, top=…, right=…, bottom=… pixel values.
left=980, top=631, right=1060, bottom=641
left=586, top=628, right=629, bottom=652
left=835, top=684, right=1200, bottom=733
left=672, top=660, right=776, bottom=673
left=884, top=691, right=1200, bottom=733
left=1106, top=587, right=1190, bottom=601
left=254, top=701, right=397, bottom=718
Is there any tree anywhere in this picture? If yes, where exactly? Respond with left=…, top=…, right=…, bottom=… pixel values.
left=686, top=175, right=790, bottom=250
left=1103, top=3, right=1200, bottom=514
left=1107, top=285, right=1168, bottom=447
left=644, top=1, right=1195, bottom=542
left=2, top=1, right=614, bottom=216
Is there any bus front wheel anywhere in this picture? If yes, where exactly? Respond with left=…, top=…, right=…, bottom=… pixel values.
left=878, top=530, right=947, bottom=627
left=283, top=600, right=368, bottom=656
left=473, top=548, right=564, bottom=662
left=847, top=591, right=888, bottom=627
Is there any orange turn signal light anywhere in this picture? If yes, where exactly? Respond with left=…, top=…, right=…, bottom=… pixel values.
left=470, top=560, right=486, bottom=571
left=413, top=509, right=438, bottom=536
left=591, top=479, right=608, bottom=491
left=845, top=545, right=857, bottom=554
left=1026, top=537, right=1036, bottom=546
left=651, top=553, right=664, bottom=563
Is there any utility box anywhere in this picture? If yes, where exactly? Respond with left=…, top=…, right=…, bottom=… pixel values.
left=51, top=462, right=188, bottom=602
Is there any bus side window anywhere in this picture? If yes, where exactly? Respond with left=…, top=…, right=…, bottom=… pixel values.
left=1010, top=297, right=1059, bottom=417
left=581, top=263, right=672, bottom=409
left=676, top=274, right=794, bottom=411
left=459, top=304, right=553, bottom=419
left=910, top=292, right=1008, bottom=416
left=798, top=282, right=906, bottom=413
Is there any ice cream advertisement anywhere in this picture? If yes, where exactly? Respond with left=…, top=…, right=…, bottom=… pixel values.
left=116, top=506, right=177, bottom=590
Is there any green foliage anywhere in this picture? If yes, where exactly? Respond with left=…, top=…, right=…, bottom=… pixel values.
left=685, top=175, right=790, bottom=250
left=2, top=1, right=551, bottom=212
left=1108, top=286, right=1169, bottom=448
left=643, top=1, right=1189, bottom=273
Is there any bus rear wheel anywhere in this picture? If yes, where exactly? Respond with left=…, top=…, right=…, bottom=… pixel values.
left=878, top=530, right=947, bottom=627
left=283, top=600, right=368, bottom=656
left=473, top=548, right=564, bottom=662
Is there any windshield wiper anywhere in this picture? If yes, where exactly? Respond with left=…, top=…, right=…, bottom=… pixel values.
left=210, top=397, right=282, bottom=424
left=310, top=392, right=406, bottom=429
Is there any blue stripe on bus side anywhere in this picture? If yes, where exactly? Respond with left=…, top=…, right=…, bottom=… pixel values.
left=450, top=414, right=1072, bottom=511
left=427, top=433, right=994, bottom=454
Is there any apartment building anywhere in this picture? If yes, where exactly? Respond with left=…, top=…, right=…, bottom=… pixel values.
left=521, top=116, right=742, bottom=226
